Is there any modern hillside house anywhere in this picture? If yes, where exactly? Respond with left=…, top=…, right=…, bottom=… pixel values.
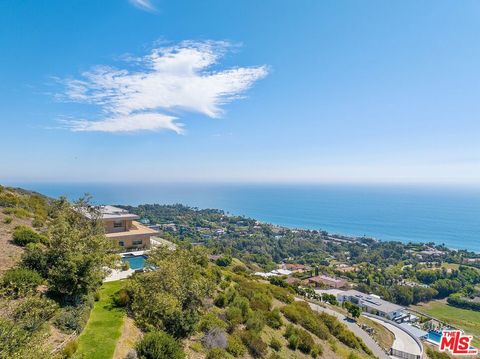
left=98, top=205, right=158, bottom=250
left=337, top=290, right=405, bottom=320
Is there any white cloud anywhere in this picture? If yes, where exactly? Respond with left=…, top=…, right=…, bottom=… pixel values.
left=60, top=41, right=268, bottom=133
left=129, top=0, right=156, bottom=12
left=64, top=113, right=183, bottom=133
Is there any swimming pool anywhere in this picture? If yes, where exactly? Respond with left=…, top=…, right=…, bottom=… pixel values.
left=122, top=254, right=147, bottom=270
left=428, top=331, right=442, bottom=343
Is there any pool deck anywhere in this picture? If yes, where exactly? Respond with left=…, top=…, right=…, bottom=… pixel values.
left=104, top=267, right=135, bottom=282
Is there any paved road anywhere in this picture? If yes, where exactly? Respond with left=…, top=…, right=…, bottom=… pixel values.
left=307, top=302, right=390, bottom=359
left=369, top=317, right=422, bottom=356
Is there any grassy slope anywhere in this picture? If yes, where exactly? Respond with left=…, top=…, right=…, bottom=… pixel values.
left=411, top=300, right=480, bottom=347
left=358, top=316, right=395, bottom=351
left=76, top=281, right=126, bottom=359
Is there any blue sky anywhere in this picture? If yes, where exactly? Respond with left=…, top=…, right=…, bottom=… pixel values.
left=1, top=0, right=480, bottom=184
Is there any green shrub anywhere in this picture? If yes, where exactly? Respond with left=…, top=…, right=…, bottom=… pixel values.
left=245, top=312, right=265, bottom=333
left=206, top=348, right=231, bottom=359
left=1, top=267, right=42, bottom=298
left=122, top=261, right=130, bottom=271
left=232, top=264, right=247, bottom=273
left=348, top=351, right=361, bottom=359
left=13, top=295, right=58, bottom=332
left=94, top=290, right=101, bottom=302
left=447, top=294, right=480, bottom=311
left=226, top=306, right=244, bottom=329
left=12, top=226, right=47, bottom=246
left=328, top=338, right=338, bottom=352
left=268, top=285, right=294, bottom=304
left=215, top=256, right=232, bottom=267
left=54, top=303, right=92, bottom=334
left=214, top=293, right=227, bottom=308
left=62, top=339, right=78, bottom=358
left=281, top=302, right=329, bottom=340
left=239, top=330, right=268, bottom=358
left=296, top=328, right=315, bottom=354
left=32, top=217, right=45, bottom=228
left=0, top=192, right=20, bottom=207
left=113, top=289, right=130, bottom=307
left=226, top=334, right=246, bottom=357
left=198, top=312, right=227, bottom=332
left=3, top=216, right=12, bottom=224
left=250, top=292, right=272, bottom=311
left=427, top=347, right=451, bottom=359
left=284, top=324, right=315, bottom=354
left=264, top=308, right=282, bottom=329
left=4, top=207, right=30, bottom=218
left=189, top=342, right=203, bottom=353
left=287, top=334, right=299, bottom=350
left=311, top=344, right=324, bottom=358
left=136, top=331, right=185, bottom=359
left=231, top=296, right=250, bottom=319
left=269, top=337, right=282, bottom=351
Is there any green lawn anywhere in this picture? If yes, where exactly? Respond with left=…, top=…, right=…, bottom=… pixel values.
left=76, top=281, right=126, bottom=359
left=411, top=300, right=480, bottom=346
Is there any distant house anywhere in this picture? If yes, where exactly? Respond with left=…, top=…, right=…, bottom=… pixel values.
left=285, top=276, right=300, bottom=285
left=94, top=206, right=158, bottom=250
left=335, top=263, right=359, bottom=273
left=284, top=263, right=306, bottom=273
left=307, top=275, right=347, bottom=289
left=337, top=290, right=405, bottom=320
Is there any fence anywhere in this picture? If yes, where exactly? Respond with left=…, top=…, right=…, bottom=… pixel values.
left=390, top=348, right=422, bottom=359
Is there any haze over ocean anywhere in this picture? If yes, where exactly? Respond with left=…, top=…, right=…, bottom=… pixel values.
left=10, top=183, right=480, bottom=253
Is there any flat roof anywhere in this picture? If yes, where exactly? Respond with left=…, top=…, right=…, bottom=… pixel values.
left=309, top=275, right=346, bottom=284
left=341, top=289, right=405, bottom=313
left=105, top=221, right=157, bottom=238
left=98, top=205, right=139, bottom=220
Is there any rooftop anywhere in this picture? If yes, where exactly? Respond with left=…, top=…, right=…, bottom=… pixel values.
left=342, top=289, right=404, bottom=313
left=105, top=221, right=157, bottom=238
left=98, top=205, right=139, bottom=221
left=309, top=275, right=346, bottom=284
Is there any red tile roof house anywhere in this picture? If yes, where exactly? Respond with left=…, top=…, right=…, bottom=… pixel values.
left=307, top=275, right=348, bottom=289
left=285, top=276, right=301, bottom=285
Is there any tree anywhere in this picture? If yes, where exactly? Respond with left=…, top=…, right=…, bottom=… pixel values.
left=215, top=256, right=232, bottom=267
left=128, top=246, right=217, bottom=338
left=136, top=331, right=185, bottom=359
left=344, top=301, right=361, bottom=319
left=45, top=197, right=116, bottom=302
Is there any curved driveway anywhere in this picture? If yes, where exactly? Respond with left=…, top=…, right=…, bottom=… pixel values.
left=368, top=317, right=422, bottom=357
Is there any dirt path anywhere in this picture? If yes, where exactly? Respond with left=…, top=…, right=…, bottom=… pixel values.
left=112, top=316, right=142, bottom=359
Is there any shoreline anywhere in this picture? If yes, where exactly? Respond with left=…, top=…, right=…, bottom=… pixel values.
left=4, top=182, right=480, bottom=254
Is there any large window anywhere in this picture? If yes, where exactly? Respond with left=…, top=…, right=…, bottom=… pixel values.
left=132, top=240, right=143, bottom=245
left=113, top=220, right=124, bottom=228
left=119, top=241, right=124, bottom=247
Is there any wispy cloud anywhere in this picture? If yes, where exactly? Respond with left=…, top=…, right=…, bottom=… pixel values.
left=129, top=0, right=156, bottom=12
left=59, top=41, right=268, bottom=133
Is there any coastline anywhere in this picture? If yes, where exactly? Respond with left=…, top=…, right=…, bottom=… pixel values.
left=4, top=182, right=480, bottom=253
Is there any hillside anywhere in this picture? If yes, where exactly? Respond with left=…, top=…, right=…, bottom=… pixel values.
left=0, top=185, right=50, bottom=272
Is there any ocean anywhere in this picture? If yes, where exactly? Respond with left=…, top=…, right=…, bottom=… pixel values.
left=8, top=183, right=480, bottom=253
